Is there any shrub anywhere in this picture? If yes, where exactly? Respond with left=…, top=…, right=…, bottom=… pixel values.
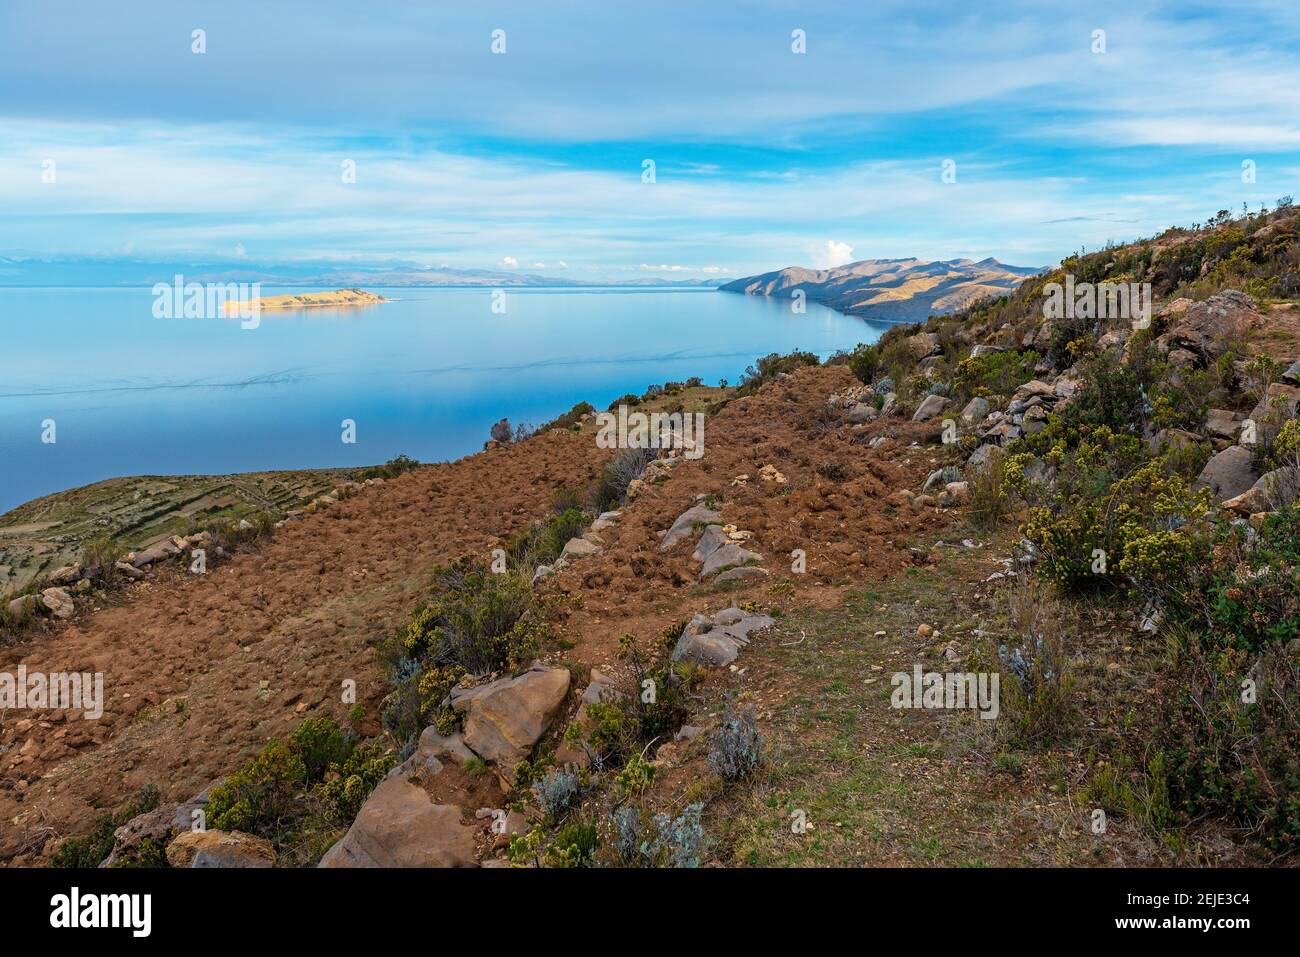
left=952, top=350, right=1038, bottom=402
left=81, top=533, right=123, bottom=583
left=400, top=559, right=544, bottom=674
left=489, top=418, right=513, bottom=444
left=539, top=401, right=595, bottom=432
left=968, top=448, right=1014, bottom=532
left=734, top=350, right=820, bottom=397
left=646, top=803, right=707, bottom=868
left=356, top=454, right=419, bottom=481
left=533, top=768, right=580, bottom=819
left=316, top=739, right=398, bottom=824
left=205, top=739, right=307, bottom=838
left=994, top=578, right=1079, bottom=749
left=707, top=701, right=764, bottom=781
left=289, top=716, right=356, bottom=784
left=1015, top=429, right=1212, bottom=590
left=592, top=448, right=654, bottom=512
left=508, top=506, right=590, bottom=571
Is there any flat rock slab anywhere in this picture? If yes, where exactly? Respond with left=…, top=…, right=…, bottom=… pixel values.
left=673, top=607, right=775, bottom=667
left=659, top=505, right=722, bottom=551
left=166, top=829, right=275, bottom=868
left=692, top=524, right=730, bottom=563
left=699, top=543, right=762, bottom=580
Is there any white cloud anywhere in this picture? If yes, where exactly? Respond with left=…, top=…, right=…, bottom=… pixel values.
left=500, top=256, right=518, bottom=268
left=816, top=240, right=855, bottom=268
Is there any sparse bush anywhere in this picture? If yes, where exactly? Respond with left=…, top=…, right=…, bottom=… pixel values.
left=593, top=448, right=654, bottom=512
left=356, top=454, right=419, bottom=481
left=707, top=701, right=764, bottom=781
left=646, top=802, right=707, bottom=868
left=533, top=767, right=580, bottom=819
left=734, top=350, right=820, bottom=397
left=540, top=401, right=595, bottom=432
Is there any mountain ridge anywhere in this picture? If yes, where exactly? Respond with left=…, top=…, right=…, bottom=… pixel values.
left=721, top=256, right=1045, bottom=321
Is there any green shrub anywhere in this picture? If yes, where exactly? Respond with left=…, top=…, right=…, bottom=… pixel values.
left=734, top=350, right=820, bottom=397
left=205, top=739, right=307, bottom=838
left=289, top=716, right=356, bottom=784
left=316, top=739, right=398, bottom=824
left=539, top=401, right=595, bottom=432
left=952, top=350, right=1038, bottom=401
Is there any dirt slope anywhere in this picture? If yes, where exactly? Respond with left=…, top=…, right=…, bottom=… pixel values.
left=1, top=364, right=945, bottom=863
left=0, top=435, right=604, bottom=862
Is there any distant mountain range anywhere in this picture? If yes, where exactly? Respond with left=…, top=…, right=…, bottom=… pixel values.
left=720, top=257, right=1045, bottom=322
left=0, top=256, right=726, bottom=288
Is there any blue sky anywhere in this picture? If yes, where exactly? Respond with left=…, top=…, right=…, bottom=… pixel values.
left=1, top=0, right=1298, bottom=280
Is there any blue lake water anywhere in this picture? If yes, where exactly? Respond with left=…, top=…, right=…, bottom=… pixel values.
left=0, top=286, right=889, bottom=513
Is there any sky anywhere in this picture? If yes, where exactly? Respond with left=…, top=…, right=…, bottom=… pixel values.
left=1, top=0, right=1298, bottom=281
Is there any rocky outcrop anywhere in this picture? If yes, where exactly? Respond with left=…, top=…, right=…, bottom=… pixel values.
left=451, top=664, right=571, bottom=781
left=659, top=504, right=722, bottom=551
left=318, top=776, right=476, bottom=868
left=672, top=607, right=775, bottom=667
left=1155, top=291, right=1258, bottom=365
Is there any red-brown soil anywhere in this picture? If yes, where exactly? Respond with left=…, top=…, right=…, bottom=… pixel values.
left=1, top=365, right=942, bottom=863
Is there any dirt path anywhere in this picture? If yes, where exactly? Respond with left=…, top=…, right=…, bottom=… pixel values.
left=1, top=434, right=605, bottom=862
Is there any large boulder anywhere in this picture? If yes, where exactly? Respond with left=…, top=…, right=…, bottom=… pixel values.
left=1205, top=408, right=1244, bottom=441
left=318, top=776, right=477, bottom=868
left=906, top=332, right=941, bottom=361
left=103, top=784, right=216, bottom=867
left=453, top=665, right=571, bottom=779
left=911, top=394, right=950, bottom=423
left=1194, top=445, right=1258, bottom=502
left=1222, top=467, right=1300, bottom=514
left=659, top=504, right=722, bottom=551
left=166, top=829, right=276, bottom=868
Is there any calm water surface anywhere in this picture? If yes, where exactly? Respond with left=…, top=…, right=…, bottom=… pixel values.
left=0, top=286, right=890, bottom=512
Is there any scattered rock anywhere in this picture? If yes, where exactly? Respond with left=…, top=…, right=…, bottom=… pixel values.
left=672, top=607, right=774, bottom=667
left=698, top=543, right=763, bottom=580
left=912, top=394, right=950, bottom=423
left=560, top=537, right=601, bottom=561
left=692, top=524, right=730, bottom=563
left=40, top=587, right=74, bottom=619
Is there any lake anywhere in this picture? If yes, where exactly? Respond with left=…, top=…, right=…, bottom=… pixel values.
left=0, top=286, right=890, bottom=513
